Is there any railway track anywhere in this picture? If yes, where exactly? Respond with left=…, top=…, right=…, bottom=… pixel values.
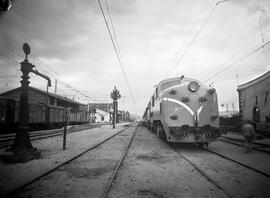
left=219, top=136, right=270, bottom=154
left=101, top=124, right=137, bottom=198
left=171, top=142, right=270, bottom=198
left=6, top=123, right=136, bottom=198
left=201, top=146, right=270, bottom=178
left=171, top=146, right=233, bottom=198
left=0, top=124, right=100, bottom=148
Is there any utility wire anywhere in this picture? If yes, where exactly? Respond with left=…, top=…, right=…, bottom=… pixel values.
left=167, top=0, right=229, bottom=76
left=166, top=0, right=208, bottom=77
left=0, top=33, right=104, bottom=103
left=202, top=27, right=270, bottom=83
left=98, top=0, right=137, bottom=113
left=259, top=9, right=265, bottom=43
left=104, top=0, right=138, bottom=113
left=203, top=40, right=270, bottom=83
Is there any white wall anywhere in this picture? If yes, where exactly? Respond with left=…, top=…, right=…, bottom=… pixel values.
left=95, top=108, right=110, bottom=123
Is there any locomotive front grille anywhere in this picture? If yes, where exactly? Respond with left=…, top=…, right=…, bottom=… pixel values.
left=169, top=125, right=196, bottom=139
left=169, top=125, right=220, bottom=140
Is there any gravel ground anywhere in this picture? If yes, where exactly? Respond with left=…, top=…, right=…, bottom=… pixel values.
left=0, top=124, right=129, bottom=196
left=9, top=125, right=136, bottom=198
left=172, top=143, right=270, bottom=198
left=108, top=126, right=228, bottom=198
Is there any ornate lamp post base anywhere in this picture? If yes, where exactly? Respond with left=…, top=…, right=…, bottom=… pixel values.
left=2, top=127, right=41, bottom=163
left=1, top=148, right=41, bottom=163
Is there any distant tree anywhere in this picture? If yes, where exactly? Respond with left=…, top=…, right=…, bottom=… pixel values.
left=110, top=86, right=121, bottom=128
left=110, top=86, right=121, bottom=101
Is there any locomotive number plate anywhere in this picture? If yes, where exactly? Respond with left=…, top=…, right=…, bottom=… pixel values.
left=175, top=106, right=184, bottom=112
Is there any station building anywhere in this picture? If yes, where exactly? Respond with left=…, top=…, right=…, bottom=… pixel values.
left=0, top=86, right=84, bottom=110
left=94, top=107, right=111, bottom=123
left=237, top=71, right=270, bottom=132
left=88, top=103, right=131, bottom=123
left=88, top=103, right=113, bottom=123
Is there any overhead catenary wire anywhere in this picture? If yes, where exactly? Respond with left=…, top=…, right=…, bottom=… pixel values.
left=259, top=9, right=265, bottom=43
left=201, top=27, right=270, bottom=84
left=203, top=40, right=270, bottom=83
left=98, top=0, right=138, bottom=113
left=167, top=0, right=229, bottom=76
left=0, top=37, right=103, bottom=103
left=165, top=0, right=208, bottom=77
left=102, top=0, right=137, bottom=111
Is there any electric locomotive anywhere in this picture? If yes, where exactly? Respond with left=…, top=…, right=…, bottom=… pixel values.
left=142, top=76, right=221, bottom=145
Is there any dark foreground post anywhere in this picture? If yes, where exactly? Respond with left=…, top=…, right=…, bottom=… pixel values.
left=63, top=109, right=68, bottom=150
left=113, top=101, right=116, bottom=129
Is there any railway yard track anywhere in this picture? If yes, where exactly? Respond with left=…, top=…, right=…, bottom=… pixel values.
left=5, top=123, right=137, bottom=198
left=171, top=136, right=270, bottom=198
left=219, top=136, right=270, bottom=154
left=1, top=124, right=269, bottom=198
left=0, top=124, right=101, bottom=148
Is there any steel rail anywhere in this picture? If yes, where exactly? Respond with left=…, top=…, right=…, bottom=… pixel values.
left=218, top=138, right=270, bottom=155
left=0, top=125, right=100, bottom=148
left=101, top=124, right=138, bottom=198
left=202, top=147, right=270, bottom=178
left=220, top=136, right=270, bottom=148
left=6, top=123, right=134, bottom=198
left=172, top=147, right=233, bottom=198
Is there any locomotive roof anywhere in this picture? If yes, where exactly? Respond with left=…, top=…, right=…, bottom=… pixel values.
left=157, top=76, right=200, bottom=87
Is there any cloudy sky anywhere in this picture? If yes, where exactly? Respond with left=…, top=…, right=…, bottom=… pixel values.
left=0, top=0, right=269, bottom=115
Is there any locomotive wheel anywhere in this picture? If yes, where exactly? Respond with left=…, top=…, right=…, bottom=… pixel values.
left=198, top=143, right=204, bottom=147
left=157, top=125, right=167, bottom=141
left=198, top=142, right=209, bottom=147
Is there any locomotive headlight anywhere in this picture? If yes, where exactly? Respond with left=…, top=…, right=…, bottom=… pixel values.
left=208, top=88, right=216, bottom=95
left=181, top=97, right=189, bottom=103
left=169, top=89, right=177, bottom=95
left=170, top=114, right=178, bottom=120
left=188, top=81, right=199, bottom=92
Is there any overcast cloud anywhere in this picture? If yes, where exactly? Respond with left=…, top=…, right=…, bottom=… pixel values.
left=0, top=0, right=270, bottom=115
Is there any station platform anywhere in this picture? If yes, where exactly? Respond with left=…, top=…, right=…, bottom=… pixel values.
left=0, top=123, right=130, bottom=196
left=222, top=131, right=270, bottom=147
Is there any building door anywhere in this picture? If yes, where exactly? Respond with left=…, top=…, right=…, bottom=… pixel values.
left=253, top=107, right=260, bottom=122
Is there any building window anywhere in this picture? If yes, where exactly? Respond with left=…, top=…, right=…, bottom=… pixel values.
left=253, top=107, right=260, bottom=122
left=101, top=116, right=104, bottom=121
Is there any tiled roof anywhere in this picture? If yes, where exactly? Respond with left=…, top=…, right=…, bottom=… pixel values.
left=0, top=86, right=82, bottom=105
left=237, top=70, right=270, bottom=91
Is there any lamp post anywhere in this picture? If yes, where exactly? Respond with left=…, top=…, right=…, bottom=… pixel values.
left=5, top=43, right=51, bottom=163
